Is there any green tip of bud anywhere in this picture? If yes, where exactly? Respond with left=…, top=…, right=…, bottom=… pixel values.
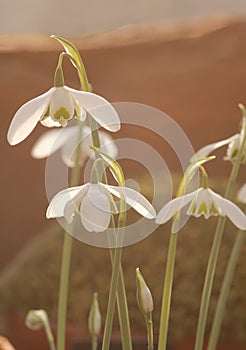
left=136, top=268, right=153, bottom=319
left=54, top=65, right=65, bottom=87
left=88, top=292, right=102, bottom=337
left=25, top=309, right=48, bottom=331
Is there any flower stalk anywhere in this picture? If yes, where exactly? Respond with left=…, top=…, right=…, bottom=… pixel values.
left=56, top=120, right=84, bottom=350
left=157, top=232, right=177, bottom=350
left=194, top=110, right=246, bottom=350
left=207, top=226, right=245, bottom=350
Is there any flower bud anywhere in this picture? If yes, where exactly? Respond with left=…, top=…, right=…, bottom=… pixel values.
left=136, top=268, right=153, bottom=317
left=88, top=293, right=102, bottom=336
left=25, top=309, right=48, bottom=330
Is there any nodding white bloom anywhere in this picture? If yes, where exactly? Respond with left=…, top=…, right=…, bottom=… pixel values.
left=237, top=183, right=246, bottom=204
left=47, top=182, right=156, bottom=232
left=156, top=187, right=246, bottom=230
left=191, top=134, right=246, bottom=163
left=31, top=125, right=118, bottom=167
left=7, top=86, right=120, bottom=145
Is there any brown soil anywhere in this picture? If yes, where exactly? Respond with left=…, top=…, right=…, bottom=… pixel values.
left=1, top=17, right=246, bottom=274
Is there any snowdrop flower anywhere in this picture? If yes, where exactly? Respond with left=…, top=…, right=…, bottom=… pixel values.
left=31, top=125, right=117, bottom=167
left=7, top=86, right=120, bottom=145
left=47, top=182, right=156, bottom=232
left=156, top=187, right=246, bottom=230
left=191, top=116, right=246, bottom=163
left=237, top=183, right=246, bottom=204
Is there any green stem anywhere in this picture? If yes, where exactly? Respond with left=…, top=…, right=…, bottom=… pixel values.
left=146, top=316, right=154, bottom=350
left=158, top=233, right=178, bottom=350
left=89, top=115, right=132, bottom=350
left=207, top=228, right=245, bottom=350
left=44, top=316, right=57, bottom=350
left=56, top=122, right=84, bottom=350
left=102, top=202, right=126, bottom=350
left=91, top=335, right=98, bottom=350
left=194, top=131, right=246, bottom=350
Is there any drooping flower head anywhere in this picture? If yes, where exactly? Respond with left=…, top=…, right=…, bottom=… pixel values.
left=31, top=125, right=118, bottom=168
left=47, top=182, right=156, bottom=232
left=191, top=106, right=246, bottom=164
left=156, top=186, right=246, bottom=231
left=7, top=86, right=120, bottom=145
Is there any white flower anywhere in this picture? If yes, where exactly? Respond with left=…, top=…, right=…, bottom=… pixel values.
left=7, top=86, right=120, bottom=145
left=237, top=183, right=246, bottom=204
left=156, top=187, right=246, bottom=230
left=31, top=125, right=118, bottom=167
left=191, top=119, right=246, bottom=163
left=46, top=182, right=156, bottom=232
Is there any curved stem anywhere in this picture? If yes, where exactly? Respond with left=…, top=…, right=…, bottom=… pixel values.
left=207, top=228, right=245, bottom=350
left=44, top=320, right=56, bottom=350
left=194, top=131, right=246, bottom=350
left=158, top=233, right=177, bottom=350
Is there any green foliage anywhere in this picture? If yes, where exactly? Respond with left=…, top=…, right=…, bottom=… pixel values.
left=0, top=175, right=245, bottom=342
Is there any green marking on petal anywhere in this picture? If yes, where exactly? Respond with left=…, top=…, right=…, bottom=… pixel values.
left=198, top=201, right=208, bottom=215
left=53, top=107, right=71, bottom=121
left=210, top=201, right=219, bottom=215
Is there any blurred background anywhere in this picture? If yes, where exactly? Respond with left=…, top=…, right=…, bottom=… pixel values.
left=1, top=1, right=246, bottom=349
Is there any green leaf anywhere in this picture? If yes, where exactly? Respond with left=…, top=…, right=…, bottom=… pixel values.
left=51, top=35, right=90, bottom=91
left=90, top=146, right=125, bottom=186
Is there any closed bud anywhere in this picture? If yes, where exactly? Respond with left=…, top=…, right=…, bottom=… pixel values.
left=88, top=293, right=102, bottom=336
left=136, top=267, right=153, bottom=318
left=25, top=309, right=48, bottom=331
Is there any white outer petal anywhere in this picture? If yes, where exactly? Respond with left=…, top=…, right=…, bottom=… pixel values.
left=237, top=183, right=246, bottom=204
left=31, top=127, right=75, bottom=159
left=46, top=185, right=88, bottom=218
left=7, top=88, right=54, bottom=145
left=64, top=189, right=87, bottom=223
left=61, top=126, right=88, bottom=167
left=67, top=87, right=121, bottom=132
left=80, top=184, right=111, bottom=232
left=101, top=184, right=156, bottom=219
left=211, top=189, right=246, bottom=230
left=156, top=190, right=198, bottom=224
left=190, top=135, right=238, bottom=162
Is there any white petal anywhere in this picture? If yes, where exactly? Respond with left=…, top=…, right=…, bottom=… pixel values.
left=156, top=191, right=197, bottom=224
left=190, top=135, right=238, bottom=162
left=31, top=127, right=75, bottom=159
left=67, top=87, right=120, bottom=132
left=64, top=190, right=86, bottom=223
left=40, top=116, right=61, bottom=128
left=237, top=183, right=246, bottom=204
left=102, top=184, right=156, bottom=219
left=61, top=126, right=89, bottom=167
left=7, top=88, right=54, bottom=145
left=211, top=190, right=246, bottom=230
left=46, top=185, right=88, bottom=218
left=80, top=185, right=111, bottom=232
